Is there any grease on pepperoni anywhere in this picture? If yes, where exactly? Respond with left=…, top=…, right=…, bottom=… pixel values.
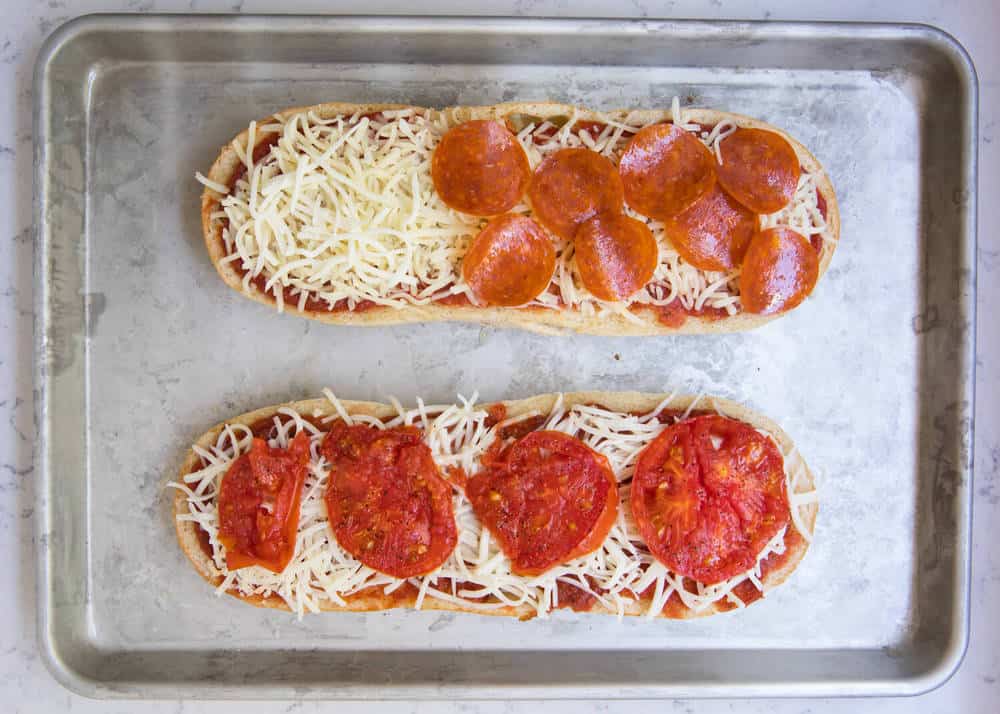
left=619, top=123, right=716, bottom=220
left=740, top=227, right=819, bottom=315
left=431, top=120, right=531, bottom=216
left=527, top=148, right=624, bottom=240
left=218, top=431, right=311, bottom=574
left=630, top=415, right=790, bottom=585
left=664, top=183, right=758, bottom=272
left=574, top=213, right=658, bottom=302
left=461, top=214, right=556, bottom=306
left=321, top=422, right=457, bottom=578
left=716, top=128, right=800, bottom=214
left=467, top=431, right=618, bottom=576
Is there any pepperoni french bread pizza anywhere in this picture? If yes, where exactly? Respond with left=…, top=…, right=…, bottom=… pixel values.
left=169, top=391, right=818, bottom=619
left=196, top=99, right=839, bottom=335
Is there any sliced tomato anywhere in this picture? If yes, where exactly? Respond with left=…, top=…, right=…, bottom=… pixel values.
left=321, top=421, right=457, bottom=578
left=630, top=415, right=789, bottom=585
left=467, top=430, right=618, bottom=575
left=564, top=474, right=619, bottom=562
left=218, top=431, right=311, bottom=573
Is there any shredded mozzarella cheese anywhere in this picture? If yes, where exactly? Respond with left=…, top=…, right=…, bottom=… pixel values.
left=760, top=172, right=830, bottom=240
left=169, top=392, right=817, bottom=619
left=212, top=109, right=482, bottom=311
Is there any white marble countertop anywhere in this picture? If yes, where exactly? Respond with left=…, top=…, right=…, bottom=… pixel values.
left=3, top=0, right=997, bottom=711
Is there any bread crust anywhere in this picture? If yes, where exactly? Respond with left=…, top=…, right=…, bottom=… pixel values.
left=200, top=102, right=839, bottom=335
left=173, top=391, right=817, bottom=619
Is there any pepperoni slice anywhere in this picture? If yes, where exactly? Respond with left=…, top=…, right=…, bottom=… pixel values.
left=321, top=422, right=457, bottom=578
left=527, top=148, right=624, bottom=240
left=630, top=415, right=789, bottom=585
left=716, top=128, right=800, bottom=214
left=739, top=227, right=819, bottom=315
left=431, top=120, right=531, bottom=216
left=467, top=431, right=618, bottom=575
left=664, top=183, right=758, bottom=272
left=574, top=213, right=658, bottom=302
left=461, top=214, right=556, bottom=306
left=619, top=123, right=716, bottom=220
left=218, top=431, right=311, bottom=573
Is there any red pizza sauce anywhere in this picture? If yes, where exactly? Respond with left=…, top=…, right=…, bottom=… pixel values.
left=227, top=133, right=281, bottom=189
left=483, top=404, right=549, bottom=442
left=434, top=292, right=474, bottom=307
left=643, top=300, right=730, bottom=328
left=810, top=188, right=829, bottom=254
left=554, top=577, right=600, bottom=613
left=247, top=273, right=378, bottom=313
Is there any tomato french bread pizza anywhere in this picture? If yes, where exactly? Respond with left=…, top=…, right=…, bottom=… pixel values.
left=196, top=99, right=839, bottom=335
left=170, top=391, right=818, bottom=619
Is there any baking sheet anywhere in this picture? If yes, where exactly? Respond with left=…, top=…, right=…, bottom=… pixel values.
left=33, top=14, right=976, bottom=698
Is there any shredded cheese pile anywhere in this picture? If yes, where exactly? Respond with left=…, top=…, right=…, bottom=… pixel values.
left=197, top=100, right=831, bottom=319
left=203, top=109, right=481, bottom=311
left=759, top=172, right=830, bottom=241
left=170, top=392, right=818, bottom=619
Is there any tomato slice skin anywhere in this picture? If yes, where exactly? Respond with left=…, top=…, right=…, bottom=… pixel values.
left=218, top=431, right=311, bottom=574
left=630, top=415, right=789, bottom=585
left=467, top=430, right=618, bottom=576
left=321, top=422, right=457, bottom=578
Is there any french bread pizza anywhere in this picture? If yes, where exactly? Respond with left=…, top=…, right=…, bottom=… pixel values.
left=197, top=99, right=839, bottom=335
left=169, top=391, right=818, bottom=619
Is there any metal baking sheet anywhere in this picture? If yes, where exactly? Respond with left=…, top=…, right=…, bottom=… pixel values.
left=34, top=14, right=976, bottom=699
